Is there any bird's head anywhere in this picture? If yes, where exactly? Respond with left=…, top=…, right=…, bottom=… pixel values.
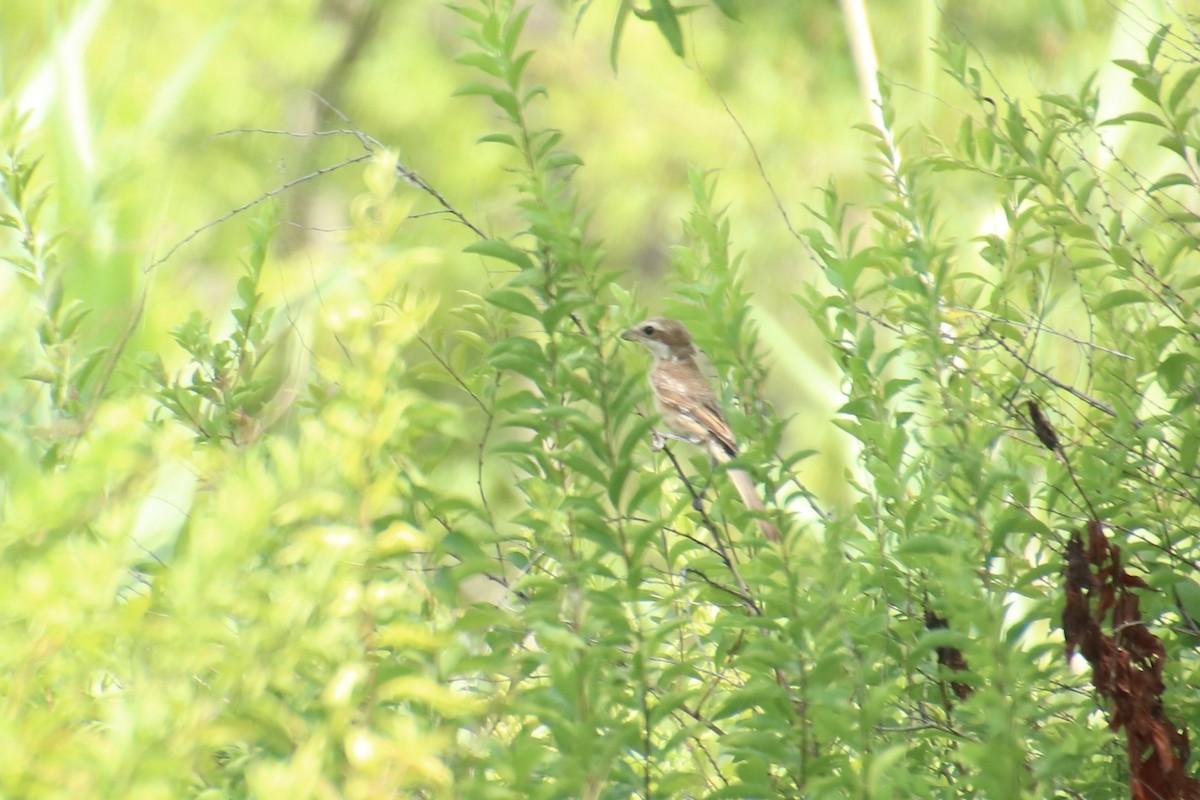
left=621, top=317, right=696, bottom=360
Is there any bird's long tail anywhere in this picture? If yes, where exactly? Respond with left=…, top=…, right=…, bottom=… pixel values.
left=727, top=467, right=781, bottom=543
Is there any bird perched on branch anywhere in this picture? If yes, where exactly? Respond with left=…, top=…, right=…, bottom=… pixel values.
left=622, top=317, right=780, bottom=543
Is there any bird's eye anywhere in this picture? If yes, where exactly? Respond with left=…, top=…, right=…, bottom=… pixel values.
left=642, top=325, right=655, bottom=336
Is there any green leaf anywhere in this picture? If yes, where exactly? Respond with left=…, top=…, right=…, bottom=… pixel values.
left=455, top=52, right=503, bottom=78
left=477, top=132, right=516, bottom=148
left=1148, top=173, right=1193, bottom=192
left=1157, top=352, right=1195, bottom=393
left=1094, top=289, right=1148, bottom=311
left=1175, top=580, right=1200, bottom=625
left=509, top=50, right=535, bottom=85
left=1180, top=432, right=1199, bottom=475
left=648, top=0, right=684, bottom=56
left=895, top=535, right=962, bottom=565
left=236, top=275, right=257, bottom=306
left=912, top=626, right=972, bottom=658
left=454, top=82, right=519, bottom=119
left=556, top=449, right=608, bottom=488
left=1132, top=75, right=1161, bottom=105
left=711, top=0, right=740, bottom=20
left=57, top=300, right=92, bottom=340
left=610, top=0, right=632, bottom=70
left=453, top=81, right=503, bottom=100
left=73, top=346, right=108, bottom=389
left=883, top=377, right=917, bottom=400
left=990, top=508, right=1050, bottom=552
left=1073, top=177, right=1098, bottom=214
left=1099, top=111, right=1164, bottom=128
left=1159, top=131, right=1188, bottom=159
left=1069, top=256, right=1108, bottom=271
left=1169, top=65, right=1200, bottom=112
left=447, top=4, right=485, bottom=23
left=1147, top=24, right=1169, bottom=64
left=1113, top=58, right=1148, bottom=77
left=502, top=5, right=531, bottom=59
left=1146, top=325, right=1180, bottom=351
left=1110, top=245, right=1133, bottom=270
left=866, top=746, right=910, bottom=796
left=486, top=289, right=542, bottom=320
left=487, top=336, right=545, bottom=378
left=464, top=239, right=533, bottom=269
left=543, top=151, right=583, bottom=170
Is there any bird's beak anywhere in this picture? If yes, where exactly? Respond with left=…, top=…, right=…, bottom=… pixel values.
left=620, top=327, right=637, bottom=341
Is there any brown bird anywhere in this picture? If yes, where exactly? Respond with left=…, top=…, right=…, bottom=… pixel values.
left=622, top=317, right=780, bottom=542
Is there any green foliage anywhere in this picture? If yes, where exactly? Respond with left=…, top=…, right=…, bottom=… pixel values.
left=0, top=112, right=103, bottom=466
left=143, top=211, right=280, bottom=444
left=797, top=20, right=1200, bottom=797
left=575, top=0, right=742, bottom=67
left=3, top=1, right=1200, bottom=799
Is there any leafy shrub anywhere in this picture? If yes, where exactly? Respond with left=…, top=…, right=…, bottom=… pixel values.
left=2, top=3, right=1199, bottom=799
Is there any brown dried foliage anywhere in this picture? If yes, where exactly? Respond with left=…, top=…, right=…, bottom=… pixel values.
left=924, top=609, right=972, bottom=701
left=1027, top=400, right=1061, bottom=454
left=1061, top=519, right=1200, bottom=800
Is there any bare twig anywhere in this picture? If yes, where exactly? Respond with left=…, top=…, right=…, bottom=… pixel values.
left=948, top=305, right=1133, bottom=360
left=416, top=336, right=488, bottom=412
left=991, top=335, right=1118, bottom=418
left=145, top=153, right=372, bottom=273
left=211, top=127, right=374, bottom=146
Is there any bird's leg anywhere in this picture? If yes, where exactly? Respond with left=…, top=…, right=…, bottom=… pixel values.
left=650, top=429, right=708, bottom=509
left=651, top=429, right=703, bottom=450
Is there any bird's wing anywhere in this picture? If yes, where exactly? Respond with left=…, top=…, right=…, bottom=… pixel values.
left=651, top=360, right=739, bottom=458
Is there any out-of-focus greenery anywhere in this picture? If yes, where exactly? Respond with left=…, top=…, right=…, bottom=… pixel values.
left=4, top=0, right=1200, bottom=797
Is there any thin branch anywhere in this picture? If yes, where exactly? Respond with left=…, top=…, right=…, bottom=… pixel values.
left=991, top=334, right=1119, bottom=418
left=681, top=568, right=759, bottom=614
left=948, top=304, right=1133, bottom=360
left=394, top=160, right=490, bottom=241
left=211, top=127, right=375, bottom=146
left=659, top=441, right=760, bottom=616
left=700, top=74, right=802, bottom=247
left=416, top=336, right=488, bottom=412
left=676, top=704, right=727, bottom=737
left=145, top=153, right=372, bottom=273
